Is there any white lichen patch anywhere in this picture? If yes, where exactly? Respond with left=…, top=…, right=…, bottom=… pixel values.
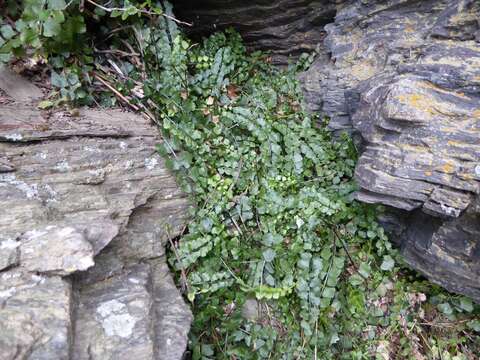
left=5, top=133, right=23, bottom=141
left=0, top=174, right=39, bottom=199
left=144, top=156, right=158, bottom=170
left=124, top=160, right=134, bottom=170
left=0, top=287, right=16, bottom=298
left=102, top=314, right=136, bottom=338
left=22, top=228, right=49, bottom=241
left=475, top=165, right=480, bottom=177
left=30, top=274, right=46, bottom=283
left=83, top=169, right=106, bottom=184
left=96, top=299, right=137, bottom=338
left=16, top=181, right=39, bottom=199
left=97, top=299, right=125, bottom=317
left=105, top=164, right=114, bottom=173
left=440, top=203, right=461, bottom=217
left=0, top=238, right=19, bottom=250
left=1, top=271, right=20, bottom=280
left=37, top=152, right=48, bottom=160
left=84, top=146, right=101, bottom=153
left=54, top=160, right=71, bottom=172
left=119, top=141, right=128, bottom=150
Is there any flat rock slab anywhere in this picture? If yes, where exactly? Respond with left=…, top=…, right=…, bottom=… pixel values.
left=20, top=226, right=95, bottom=276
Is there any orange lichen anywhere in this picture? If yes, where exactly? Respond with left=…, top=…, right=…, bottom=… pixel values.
left=396, top=93, right=437, bottom=116
left=441, top=162, right=455, bottom=173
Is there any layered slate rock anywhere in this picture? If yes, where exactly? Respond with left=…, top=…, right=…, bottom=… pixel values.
left=312, top=0, right=480, bottom=301
left=172, top=0, right=480, bottom=301
left=20, top=226, right=96, bottom=276
left=0, top=67, right=192, bottom=359
left=74, top=264, right=155, bottom=360
left=174, top=0, right=338, bottom=64
left=0, top=271, right=71, bottom=359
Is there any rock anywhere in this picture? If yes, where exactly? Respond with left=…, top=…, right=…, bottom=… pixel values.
left=352, top=70, right=480, bottom=217
left=74, top=261, right=192, bottom=360
left=0, top=270, right=71, bottom=360
left=313, top=0, right=480, bottom=301
left=242, top=298, right=260, bottom=322
left=174, top=0, right=338, bottom=65
left=0, top=69, right=192, bottom=358
left=74, top=264, right=155, bottom=360
left=0, top=65, right=43, bottom=102
left=150, top=259, right=192, bottom=360
left=19, top=226, right=95, bottom=276
left=0, top=236, right=19, bottom=271
left=171, top=0, right=480, bottom=301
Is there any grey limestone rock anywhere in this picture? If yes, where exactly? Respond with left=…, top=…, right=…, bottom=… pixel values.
left=0, top=270, right=72, bottom=360
left=74, top=264, right=155, bottom=360
left=20, top=226, right=95, bottom=276
left=0, top=69, right=192, bottom=358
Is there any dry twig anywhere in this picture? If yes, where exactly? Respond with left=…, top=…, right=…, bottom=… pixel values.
left=93, top=73, right=139, bottom=111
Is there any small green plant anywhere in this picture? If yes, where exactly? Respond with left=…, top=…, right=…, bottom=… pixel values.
left=0, top=0, right=168, bottom=104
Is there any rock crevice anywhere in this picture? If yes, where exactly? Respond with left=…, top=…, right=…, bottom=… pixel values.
left=173, top=0, right=480, bottom=301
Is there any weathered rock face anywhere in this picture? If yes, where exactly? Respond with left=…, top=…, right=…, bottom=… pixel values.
left=172, top=0, right=480, bottom=301
left=174, top=0, right=339, bottom=64
left=0, top=67, right=192, bottom=359
left=313, top=0, right=480, bottom=302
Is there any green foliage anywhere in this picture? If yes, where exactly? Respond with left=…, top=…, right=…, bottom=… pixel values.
left=138, top=27, right=480, bottom=359
left=3, top=2, right=479, bottom=358
left=1, top=0, right=86, bottom=62
left=0, top=0, right=164, bottom=104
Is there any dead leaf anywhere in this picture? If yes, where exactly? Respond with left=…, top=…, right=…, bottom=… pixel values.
left=203, top=108, right=210, bottom=116
left=133, top=85, right=144, bottom=99
left=180, top=90, right=188, bottom=100
left=227, top=84, right=239, bottom=99
left=206, top=96, right=214, bottom=106
left=69, top=108, right=81, bottom=117
left=212, top=115, right=219, bottom=124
